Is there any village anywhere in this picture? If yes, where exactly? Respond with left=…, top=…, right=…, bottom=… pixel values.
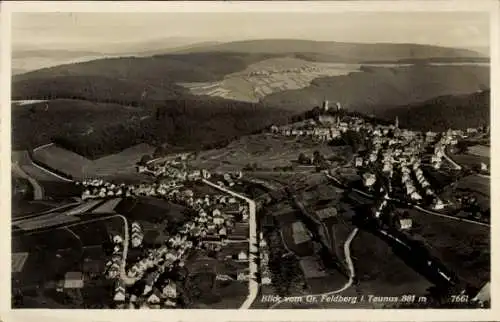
left=269, top=100, right=490, bottom=230
left=76, top=157, right=270, bottom=308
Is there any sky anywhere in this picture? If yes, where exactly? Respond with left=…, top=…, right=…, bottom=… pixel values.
left=12, top=12, right=490, bottom=53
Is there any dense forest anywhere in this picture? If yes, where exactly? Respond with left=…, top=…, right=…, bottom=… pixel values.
left=13, top=98, right=294, bottom=159
left=261, top=65, right=489, bottom=113
left=380, top=90, right=490, bottom=132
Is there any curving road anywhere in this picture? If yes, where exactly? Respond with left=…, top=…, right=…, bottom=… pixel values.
left=12, top=162, right=44, bottom=200
left=202, top=179, right=259, bottom=309
left=270, top=228, right=359, bottom=309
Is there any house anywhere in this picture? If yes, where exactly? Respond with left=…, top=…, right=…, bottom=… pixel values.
left=291, top=221, right=312, bottom=244
left=237, top=268, right=250, bottom=281
left=261, top=276, right=272, bottom=285
left=433, top=199, right=445, bottom=210
left=216, top=243, right=248, bottom=262
left=362, top=173, right=376, bottom=188
left=113, top=285, right=126, bottom=302
left=237, top=250, right=249, bottom=261
left=472, top=282, right=490, bottom=304
left=315, top=207, right=337, bottom=220
left=64, top=271, right=84, bottom=289
left=397, top=218, right=413, bottom=230
left=162, top=282, right=177, bottom=299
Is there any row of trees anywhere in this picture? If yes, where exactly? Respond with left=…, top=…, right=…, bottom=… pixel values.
left=264, top=227, right=306, bottom=297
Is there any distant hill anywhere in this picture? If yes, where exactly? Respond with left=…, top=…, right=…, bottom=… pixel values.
left=12, top=50, right=114, bottom=75
left=12, top=98, right=294, bottom=159
left=13, top=52, right=277, bottom=83
left=261, top=65, right=489, bottom=113
left=380, top=90, right=490, bottom=132
left=12, top=40, right=489, bottom=113
left=176, top=39, right=486, bottom=62
left=11, top=52, right=279, bottom=103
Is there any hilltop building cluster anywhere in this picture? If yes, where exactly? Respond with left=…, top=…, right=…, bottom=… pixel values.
left=271, top=101, right=487, bottom=230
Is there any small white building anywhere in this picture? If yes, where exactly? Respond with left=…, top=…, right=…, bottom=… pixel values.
left=237, top=250, right=248, bottom=261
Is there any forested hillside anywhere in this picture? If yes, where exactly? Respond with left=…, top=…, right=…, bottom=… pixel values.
left=12, top=99, right=294, bottom=159
left=380, top=90, right=490, bottom=132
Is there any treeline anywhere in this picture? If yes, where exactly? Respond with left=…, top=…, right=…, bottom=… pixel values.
left=12, top=75, right=188, bottom=106
left=49, top=99, right=295, bottom=159
left=264, top=226, right=306, bottom=296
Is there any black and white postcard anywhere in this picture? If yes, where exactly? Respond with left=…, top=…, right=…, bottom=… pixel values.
left=2, top=1, right=498, bottom=321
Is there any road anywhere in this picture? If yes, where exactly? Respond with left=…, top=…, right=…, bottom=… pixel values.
left=413, top=206, right=490, bottom=228
left=269, top=228, right=359, bottom=309
left=443, top=145, right=462, bottom=170
left=13, top=201, right=82, bottom=222
left=12, top=162, right=44, bottom=200
left=202, top=179, right=259, bottom=310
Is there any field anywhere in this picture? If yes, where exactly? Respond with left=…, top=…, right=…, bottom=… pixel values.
left=88, top=143, right=156, bottom=178
left=467, top=145, right=490, bottom=158
left=32, top=144, right=92, bottom=179
left=115, top=197, right=187, bottom=225
left=192, top=133, right=343, bottom=172
left=179, top=58, right=365, bottom=102
left=350, top=229, right=433, bottom=299
left=451, top=153, right=490, bottom=168
left=454, top=174, right=490, bottom=197
left=281, top=222, right=315, bottom=257
left=12, top=201, right=59, bottom=219
left=30, top=143, right=157, bottom=181
left=408, top=208, right=490, bottom=289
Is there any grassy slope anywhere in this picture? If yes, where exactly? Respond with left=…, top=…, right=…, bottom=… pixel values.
left=380, top=90, right=490, bottom=131
left=261, top=65, right=489, bottom=113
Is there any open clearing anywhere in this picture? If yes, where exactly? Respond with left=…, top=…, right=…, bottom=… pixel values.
left=455, top=174, right=490, bottom=197
left=178, top=58, right=376, bottom=102
left=408, top=208, right=490, bottom=289
left=192, top=133, right=341, bottom=172
left=467, top=145, right=490, bottom=158
left=30, top=143, right=155, bottom=180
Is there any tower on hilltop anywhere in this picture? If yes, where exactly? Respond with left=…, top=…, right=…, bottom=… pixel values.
left=322, top=99, right=329, bottom=111
left=395, top=116, right=399, bottom=128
